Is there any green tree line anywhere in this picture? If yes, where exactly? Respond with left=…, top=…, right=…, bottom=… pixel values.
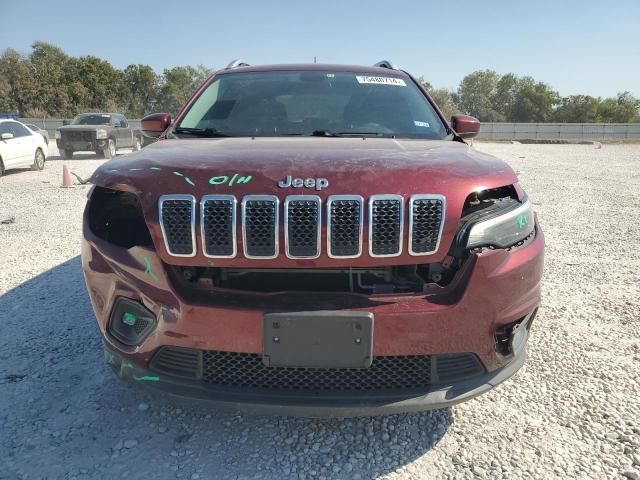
left=419, top=71, right=639, bottom=123
left=1, top=42, right=638, bottom=123
left=0, top=42, right=212, bottom=118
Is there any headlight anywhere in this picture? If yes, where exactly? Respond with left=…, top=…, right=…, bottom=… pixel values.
left=466, top=199, right=535, bottom=249
left=96, top=129, right=108, bottom=139
left=54, top=130, right=61, bottom=139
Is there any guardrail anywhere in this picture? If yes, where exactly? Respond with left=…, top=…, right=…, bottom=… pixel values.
left=17, top=118, right=640, bottom=141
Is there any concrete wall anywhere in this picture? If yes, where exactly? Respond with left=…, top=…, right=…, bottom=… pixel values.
left=477, top=123, right=640, bottom=141
left=18, top=118, right=640, bottom=141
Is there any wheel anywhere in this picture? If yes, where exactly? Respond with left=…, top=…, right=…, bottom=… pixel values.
left=61, top=149, right=74, bottom=159
left=0, top=158, right=4, bottom=178
left=31, top=148, right=45, bottom=171
left=102, top=138, right=116, bottom=159
left=133, top=136, right=142, bottom=151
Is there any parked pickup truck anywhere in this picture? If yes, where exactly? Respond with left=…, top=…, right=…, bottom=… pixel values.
left=55, top=113, right=143, bottom=159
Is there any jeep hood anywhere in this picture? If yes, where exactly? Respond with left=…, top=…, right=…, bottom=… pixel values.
left=91, top=137, right=516, bottom=193
left=89, top=137, right=519, bottom=267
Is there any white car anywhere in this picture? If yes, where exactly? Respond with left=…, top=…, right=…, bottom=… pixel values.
left=0, top=119, right=49, bottom=177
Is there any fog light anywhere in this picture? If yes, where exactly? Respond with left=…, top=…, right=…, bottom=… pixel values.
left=108, top=297, right=156, bottom=346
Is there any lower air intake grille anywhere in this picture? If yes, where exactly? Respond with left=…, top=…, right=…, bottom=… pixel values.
left=370, top=196, right=403, bottom=257
left=151, top=347, right=201, bottom=379
left=328, top=196, right=362, bottom=257
left=410, top=196, right=444, bottom=255
left=286, top=197, right=320, bottom=258
left=202, top=351, right=431, bottom=391
left=202, top=196, right=235, bottom=257
left=159, top=195, right=195, bottom=256
left=149, top=347, right=484, bottom=392
left=242, top=196, right=278, bottom=258
left=435, top=354, right=484, bottom=381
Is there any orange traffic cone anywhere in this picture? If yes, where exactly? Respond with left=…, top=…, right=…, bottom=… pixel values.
left=62, top=164, right=74, bottom=188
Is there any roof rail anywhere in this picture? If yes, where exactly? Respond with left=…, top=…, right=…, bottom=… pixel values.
left=374, top=60, right=399, bottom=70
left=226, top=59, right=250, bottom=69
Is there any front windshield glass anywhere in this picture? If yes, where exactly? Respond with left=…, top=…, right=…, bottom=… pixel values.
left=177, top=71, right=448, bottom=139
left=72, top=114, right=111, bottom=125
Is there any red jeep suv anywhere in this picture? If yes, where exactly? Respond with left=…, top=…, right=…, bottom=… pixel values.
left=82, top=60, right=544, bottom=416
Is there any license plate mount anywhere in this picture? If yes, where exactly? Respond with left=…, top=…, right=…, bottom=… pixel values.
left=262, top=311, right=374, bottom=369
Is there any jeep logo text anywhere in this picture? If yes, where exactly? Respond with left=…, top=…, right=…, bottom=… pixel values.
left=277, top=175, right=329, bottom=191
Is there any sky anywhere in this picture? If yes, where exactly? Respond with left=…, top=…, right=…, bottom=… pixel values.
left=1, top=0, right=639, bottom=98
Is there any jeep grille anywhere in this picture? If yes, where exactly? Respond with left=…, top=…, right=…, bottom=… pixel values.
left=158, top=194, right=445, bottom=259
left=158, top=195, right=196, bottom=257
left=201, top=195, right=236, bottom=257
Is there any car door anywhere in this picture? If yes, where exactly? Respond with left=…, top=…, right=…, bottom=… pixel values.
left=7, top=122, right=37, bottom=166
left=117, top=115, right=133, bottom=147
left=0, top=122, right=29, bottom=168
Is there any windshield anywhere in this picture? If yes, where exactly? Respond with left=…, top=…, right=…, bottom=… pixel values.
left=72, top=114, right=111, bottom=125
left=177, top=71, right=448, bottom=139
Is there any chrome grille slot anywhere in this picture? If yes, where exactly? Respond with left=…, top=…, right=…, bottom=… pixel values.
left=327, top=195, right=363, bottom=258
left=159, top=195, right=196, bottom=257
left=369, top=195, right=403, bottom=257
left=201, top=195, right=236, bottom=258
left=242, top=195, right=279, bottom=259
left=409, top=195, right=445, bottom=255
left=285, top=196, right=321, bottom=258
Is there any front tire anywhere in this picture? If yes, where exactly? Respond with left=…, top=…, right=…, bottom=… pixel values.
left=102, top=138, right=116, bottom=159
left=32, top=148, right=45, bottom=171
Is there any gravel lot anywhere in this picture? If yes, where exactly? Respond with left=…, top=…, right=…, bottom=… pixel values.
left=0, top=142, right=639, bottom=480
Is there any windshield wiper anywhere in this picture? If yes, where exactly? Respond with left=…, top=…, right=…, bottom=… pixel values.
left=309, top=130, right=385, bottom=137
left=172, top=127, right=233, bottom=137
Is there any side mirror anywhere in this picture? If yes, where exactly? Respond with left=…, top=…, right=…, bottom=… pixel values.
left=120, top=120, right=128, bottom=128
left=141, top=113, right=172, bottom=138
left=451, top=115, right=480, bottom=139
left=62, top=120, right=70, bottom=126
left=1, top=132, right=14, bottom=140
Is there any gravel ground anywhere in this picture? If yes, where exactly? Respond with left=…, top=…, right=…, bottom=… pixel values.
left=0, top=142, right=639, bottom=480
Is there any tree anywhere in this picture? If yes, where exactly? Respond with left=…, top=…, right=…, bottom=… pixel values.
left=429, top=88, right=460, bottom=119
left=74, top=55, right=128, bottom=113
left=0, top=49, right=36, bottom=115
left=123, top=64, right=160, bottom=117
left=553, top=95, right=600, bottom=123
left=509, top=76, right=557, bottom=122
left=29, top=42, right=71, bottom=116
left=492, top=73, right=519, bottom=120
left=456, top=70, right=504, bottom=121
left=597, top=92, right=640, bottom=123
left=415, top=77, right=460, bottom=119
left=158, top=65, right=213, bottom=115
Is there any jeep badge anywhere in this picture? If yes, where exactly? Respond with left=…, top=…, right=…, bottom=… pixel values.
left=278, top=175, right=329, bottom=191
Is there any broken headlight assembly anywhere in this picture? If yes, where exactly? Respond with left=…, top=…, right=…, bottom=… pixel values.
left=466, top=199, right=534, bottom=249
